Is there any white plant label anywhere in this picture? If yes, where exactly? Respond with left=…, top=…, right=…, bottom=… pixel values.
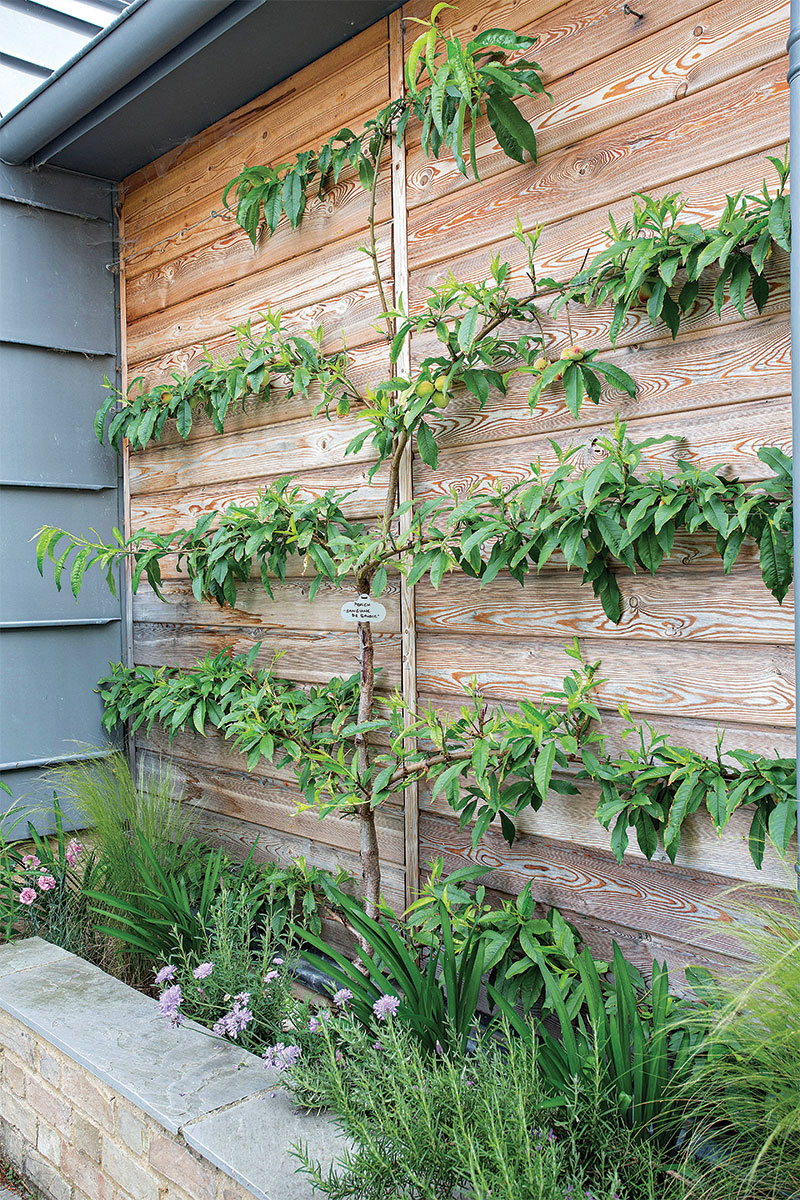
left=341, top=594, right=387, bottom=624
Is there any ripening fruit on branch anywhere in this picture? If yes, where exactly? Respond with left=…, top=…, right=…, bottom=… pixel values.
left=434, top=374, right=449, bottom=392
left=416, top=380, right=435, bottom=398
left=533, top=356, right=549, bottom=372
left=637, top=282, right=653, bottom=305
left=431, top=391, right=450, bottom=408
left=563, top=345, right=585, bottom=361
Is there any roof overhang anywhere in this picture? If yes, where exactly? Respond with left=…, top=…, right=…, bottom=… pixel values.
left=0, top=0, right=403, bottom=180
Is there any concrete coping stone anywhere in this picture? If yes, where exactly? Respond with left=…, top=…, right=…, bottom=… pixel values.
left=0, top=938, right=346, bottom=1199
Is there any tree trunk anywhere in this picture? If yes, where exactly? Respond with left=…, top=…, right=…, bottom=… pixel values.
left=355, top=616, right=381, bottom=922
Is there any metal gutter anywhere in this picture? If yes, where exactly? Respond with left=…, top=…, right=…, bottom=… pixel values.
left=0, top=0, right=245, bottom=165
left=789, top=0, right=800, bottom=893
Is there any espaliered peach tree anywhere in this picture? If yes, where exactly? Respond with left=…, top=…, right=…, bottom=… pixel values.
left=37, top=7, right=795, bottom=917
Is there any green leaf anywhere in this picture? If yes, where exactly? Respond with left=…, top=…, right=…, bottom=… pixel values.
left=371, top=565, right=388, bottom=596
left=759, top=521, right=791, bottom=603
left=485, top=89, right=537, bottom=160
left=462, top=368, right=490, bottom=405
left=282, top=169, right=304, bottom=227
left=563, top=363, right=584, bottom=417
left=176, top=398, right=192, bottom=440
left=70, top=548, right=89, bottom=599
left=534, top=741, right=556, bottom=800
left=416, top=420, right=439, bottom=469
left=457, top=306, right=480, bottom=353
left=768, top=798, right=796, bottom=853
left=590, top=360, right=636, bottom=396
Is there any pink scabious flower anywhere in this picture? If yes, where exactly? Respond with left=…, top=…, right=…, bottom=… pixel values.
left=333, top=988, right=353, bottom=1007
left=308, top=1013, right=330, bottom=1032
left=262, top=1042, right=301, bottom=1071
left=65, top=839, right=83, bottom=866
left=155, top=964, right=176, bottom=986
left=22, top=854, right=40, bottom=869
left=37, top=875, right=56, bottom=892
left=272, top=956, right=284, bottom=965
left=193, top=962, right=214, bottom=980
left=372, top=994, right=400, bottom=1022
left=157, top=984, right=184, bottom=1027
left=212, top=997, right=253, bottom=1040
left=18, top=888, right=36, bottom=906
left=263, top=970, right=279, bottom=984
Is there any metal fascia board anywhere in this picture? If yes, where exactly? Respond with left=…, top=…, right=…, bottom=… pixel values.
left=0, top=0, right=248, bottom=165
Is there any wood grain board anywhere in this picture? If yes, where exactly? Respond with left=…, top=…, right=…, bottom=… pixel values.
left=120, top=1, right=794, bottom=967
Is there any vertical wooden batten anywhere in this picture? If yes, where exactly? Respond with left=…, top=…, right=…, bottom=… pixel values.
left=116, top=203, right=135, bottom=775
left=389, top=6, right=420, bottom=908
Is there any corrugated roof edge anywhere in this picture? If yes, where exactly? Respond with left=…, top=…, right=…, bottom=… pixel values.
left=0, top=0, right=247, bottom=166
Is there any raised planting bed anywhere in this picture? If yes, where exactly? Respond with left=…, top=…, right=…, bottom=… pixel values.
left=0, top=939, right=345, bottom=1200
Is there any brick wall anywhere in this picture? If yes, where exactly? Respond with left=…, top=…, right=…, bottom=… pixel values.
left=0, top=1009, right=254, bottom=1200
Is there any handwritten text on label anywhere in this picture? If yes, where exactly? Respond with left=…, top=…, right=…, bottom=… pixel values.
left=341, top=594, right=387, bottom=624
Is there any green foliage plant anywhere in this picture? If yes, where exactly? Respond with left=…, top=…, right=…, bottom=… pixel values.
left=47, top=750, right=197, bottom=893
left=585, top=710, right=797, bottom=868
left=32, top=1, right=794, bottom=912
left=37, top=421, right=793, bottom=625
left=222, top=6, right=547, bottom=247
left=296, top=883, right=484, bottom=1055
left=291, top=1015, right=687, bottom=1200
left=676, top=896, right=800, bottom=1199
left=79, top=631, right=794, bottom=872
left=406, top=862, right=608, bottom=1018
left=166, top=884, right=300, bottom=1054
left=84, top=830, right=237, bottom=960
left=548, top=154, right=791, bottom=348
left=490, top=943, right=705, bottom=1147
left=0, top=795, right=105, bottom=960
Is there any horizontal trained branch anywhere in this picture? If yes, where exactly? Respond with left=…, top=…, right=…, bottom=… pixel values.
left=95, top=159, right=789, bottom=473
left=96, top=311, right=359, bottom=452
left=95, top=640, right=796, bottom=871
left=545, top=153, right=791, bottom=347
left=36, top=424, right=794, bottom=622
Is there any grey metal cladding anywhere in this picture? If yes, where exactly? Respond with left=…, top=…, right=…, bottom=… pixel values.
left=0, top=199, right=116, bottom=353
left=0, top=161, right=113, bottom=220
left=0, top=624, right=122, bottom=765
left=0, top=488, right=121, bottom=623
left=0, top=344, right=117, bottom=487
left=0, top=161, right=123, bottom=830
left=0, top=765, right=85, bottom=834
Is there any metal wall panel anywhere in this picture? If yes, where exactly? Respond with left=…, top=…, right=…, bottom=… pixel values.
left=0, top=625, right=122, bottom=764
left=1, top=487, right=121, bottom=622
left=0, top=162, right=123, bottom=831
left=0, top=198, right=116, bottom=353
left=0, top=343, right=117, bottom=486
left=0, top=161, right=113, bottom=219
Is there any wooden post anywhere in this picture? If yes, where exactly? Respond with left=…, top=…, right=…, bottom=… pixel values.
left=116, top=201, right=135, bottom=779
left=389, top=7, right=420, bottom=910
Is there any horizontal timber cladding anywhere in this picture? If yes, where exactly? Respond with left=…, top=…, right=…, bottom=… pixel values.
left=120, top=0, right=794, bottom=975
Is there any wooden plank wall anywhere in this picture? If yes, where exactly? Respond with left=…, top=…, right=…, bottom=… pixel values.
left=119, top=20, right=406, bottom=915
left=119, top=0, right=794, bottom=983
